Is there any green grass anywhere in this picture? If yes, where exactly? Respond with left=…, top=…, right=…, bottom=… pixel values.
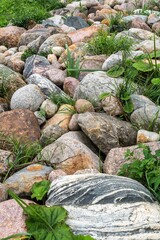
left=0, top=133, right=42, bottom=182
left=87, top=29, right=132, bottom=56
left=49, top=93, right=75, bottom=107
left=0, top=0, right=64, bottom=28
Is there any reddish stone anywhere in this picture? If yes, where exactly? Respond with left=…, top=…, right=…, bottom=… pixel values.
left=0, top=199, right=34, bottom=239
left=0, top=26, right=26, bottom=48
left=0, top=109, right=41, bottom=144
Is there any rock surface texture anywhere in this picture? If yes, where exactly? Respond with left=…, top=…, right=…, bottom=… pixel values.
left=46, top=173, right=160, bottom=240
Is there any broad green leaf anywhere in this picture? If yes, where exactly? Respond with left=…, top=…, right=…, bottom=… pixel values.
left=107, top=65, right=124, bottom=78
left=151, top=78, right=160, bottom=85
left=149, top=50, right=160, bottom=59
left=120, top=92, right=130, bottom=101
left=123, top=101, right=134, bottom=113
left=31, top=180, right=50, bottom=201
left=74, top=235, right=95, bottom=240
left=133, top=61, right=154, bottom=72
left=31, top=223, right=74, bottom=240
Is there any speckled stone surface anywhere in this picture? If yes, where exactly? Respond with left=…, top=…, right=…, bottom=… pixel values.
left=46, top=173, right=160, bottom=240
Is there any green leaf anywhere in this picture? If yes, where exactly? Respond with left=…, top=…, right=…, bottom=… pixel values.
left=149, top=50, right=160, bottom=59
left=98, top=92, right=111, bottom=100
left=133, top=61, right=154, bottom=72
left=1, top=232, right=32, bottom=240
left=31, top=180, right=50, bottom=201
left=74, top=235, right=95, bottom=240
left=7, top=191, right=95, bottom=240
left=106, top=65, right=124, bottom=78
left=151, top=78, right=160, bottom=85
left=123, top=101, right=134, bottom=113
left=120, top=92, right=130, bottom=101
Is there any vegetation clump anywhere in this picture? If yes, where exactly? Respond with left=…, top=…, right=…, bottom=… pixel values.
left=87, top=29, right=132, bottom=56
left=0, top=0, right=64, bottom=28
left=118, top=144, right=160, bottom=203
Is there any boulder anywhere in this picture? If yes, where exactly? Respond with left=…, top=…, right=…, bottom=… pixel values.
left=73, top=71, right=124, bottom=107
left=103, top=141, right=160, bottom=174
left=130, top=105, right=160, bottom=133
left=23, top=55, right=51, bottom=79
left=4, top=164, right=52, bottom=195
left=46, top=173, right=160, bottom=240
left=38, top=33, right=72, bottom=54
left=0, top=109, right=41, bottom=143
left=0, top=64, right=26, bottom=100
left=26, top=74, right=67, bottom=97
left=78, top=112, right=137, bottom=154
left=10, top=84, right=45, bottom=111
left=36, top=131, right=100, bottom=174
left=0, top=26, right=26, bottom=48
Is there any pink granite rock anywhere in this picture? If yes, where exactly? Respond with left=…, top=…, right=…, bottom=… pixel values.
left=0, top=199, right=34, bottom=239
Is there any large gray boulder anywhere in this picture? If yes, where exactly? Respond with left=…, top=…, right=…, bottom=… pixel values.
left=46, top=173, right=160, bottom=240
left=73, top=71, right=124, bottom=106
left=10, top=84, right=45, bottom=111
left=130, top=105, right=160, bottom=133
left=78, top=112, right=137, bottom=154
left=36, top=131, right=100, bottom=174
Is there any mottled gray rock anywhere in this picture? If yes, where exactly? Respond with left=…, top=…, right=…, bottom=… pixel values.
left=37, top=131, right=100, bottom=174
left=64, top=16, right=89, bottom=30
left=135, top=39, right=160, bottom=53
left=38, top=33, right=72, bottom=54
left=130, top=105, right=160, bottom=133
left=41, top=99, right=58, bottom=119
left=123, top=15, right=148, bottom=24
left=78, top=112, right=137, bottom=155
left=0, top=149, right=14, bottom=176
left=40, top=124, right=67, bottom=146
left=27, top=35, right=46, bottom=52
left=46, top=68, right=67, bottom=86
left=73, top=71, right=124, bottom=106
left=103, top=141, right=160, bottom=175
left=34, top=110, right=46, bottom=126
left=4, top=164, right=52, bottom=195
left=46, top=173, right=160, bottom=239
left=26, top=74, right=67, bottom=97
left=102, top=51, right=144, bottom=71
left=69, top=113, right=80, bottom=131
left=101, top=95, right=124, bottom=116
left=0, top=183, right=8, bottom=202
left=130, top=94, right=156, bottom=110
left=10, top=84, right=45, bottom=111
left=23, top=55, right=51, bottom=79
left=0, top=64, right=26, bottom=100
left=42, top=15, right=64, bottom=27
left=18, top=28, right=54, bottom=46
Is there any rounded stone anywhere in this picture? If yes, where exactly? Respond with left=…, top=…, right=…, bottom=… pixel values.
left=41, top=99, right=58, bottom=119
left=63, top=77, right=79, bottom=97
left=75, top=99, right=95, bottom=113
left=137, top=129, right=160, bottom=143
left=69, top=113, right=80, bottom=131
left=10, top=84, right=45, bottom=111
left=102, top=95, right=124, bottom=116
